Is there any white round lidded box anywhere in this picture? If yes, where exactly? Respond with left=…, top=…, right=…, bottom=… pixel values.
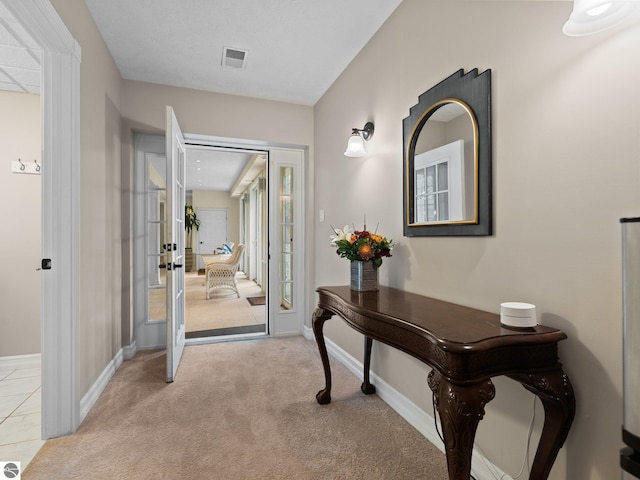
left=500, top=302, right=537, bottom=328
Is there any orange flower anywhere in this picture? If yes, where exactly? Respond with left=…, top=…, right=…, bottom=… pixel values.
left=358, top=243, right=374, bottom=260
left=348, top=234, right=357, bottom=244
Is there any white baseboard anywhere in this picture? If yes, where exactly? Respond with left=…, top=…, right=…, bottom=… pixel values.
left=123, top=341, right=137, bottom=360
left=79, top=348, right=124, bottom=424
left=305, top=326, right=510, bottom=480
left=0, top=353, right=41, bottom=370
left=302, top=324, right=313, bottom=340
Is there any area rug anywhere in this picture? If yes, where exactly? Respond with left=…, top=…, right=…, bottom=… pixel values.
left=247, top=296, right=266, bottom=306
left=185, top=323, right=265, bottom=338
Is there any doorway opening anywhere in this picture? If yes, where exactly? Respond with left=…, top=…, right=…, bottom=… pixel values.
left=184, top=144, right=269, bottom=341
left=136, top=134, right=269, bottom=346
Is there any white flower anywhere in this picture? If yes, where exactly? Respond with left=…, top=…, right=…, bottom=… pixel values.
left=330, top=225, right=352, bottom=245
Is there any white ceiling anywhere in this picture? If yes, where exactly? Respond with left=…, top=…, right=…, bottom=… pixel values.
left=0, top=0, right=402, bottom=192
left=185, top=146, right=265, bottom=197
left=84, top=0, right=403, bottom=106
left=0, top=2, right=41, bottom=94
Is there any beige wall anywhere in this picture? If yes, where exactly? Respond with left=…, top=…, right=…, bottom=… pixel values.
left=121, top=79, right=314, bottom=144
left=51, top=0, right=123, bottom=396
left=314, top=1, right=640, bottom=479
left=0, top=91, right=41, bottom=356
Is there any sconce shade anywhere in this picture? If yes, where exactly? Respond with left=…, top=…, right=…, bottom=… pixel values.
left=344, top=122, right=374, bottom=157
left=563, top=0, right=637, bottom=36
left=344, top=134, right=367, bottom=157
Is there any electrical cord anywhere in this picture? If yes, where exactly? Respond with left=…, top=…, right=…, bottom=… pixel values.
left=431, top=393, right=538, bottom=480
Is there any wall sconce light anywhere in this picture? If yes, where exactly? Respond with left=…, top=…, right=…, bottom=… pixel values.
left=563, top=0, right=637, bottom=36
left=344, top=122, right=374, bottom=157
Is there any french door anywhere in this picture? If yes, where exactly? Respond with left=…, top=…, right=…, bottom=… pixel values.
left=165, top=106, right=186, bottom=381
left=134, top=137, right=306, bottom=348
left=268, top=148, right=304, bottom=336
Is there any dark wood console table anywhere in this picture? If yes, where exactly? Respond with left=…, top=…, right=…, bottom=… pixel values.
left=312, top=286, right=575, bottom=480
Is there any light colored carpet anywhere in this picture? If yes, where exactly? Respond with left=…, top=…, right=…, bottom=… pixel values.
left=24, top=337, right=448, bottom=479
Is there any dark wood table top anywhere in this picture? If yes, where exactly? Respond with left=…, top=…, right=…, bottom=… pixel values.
left=317, top=285, right=567, bottom=354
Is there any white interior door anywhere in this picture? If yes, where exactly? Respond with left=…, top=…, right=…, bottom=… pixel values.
left=268, top=148, right=304, bottom=336
left=165, top=106, right=186, bottom=382
left=196, top=208, right=228, bottom=270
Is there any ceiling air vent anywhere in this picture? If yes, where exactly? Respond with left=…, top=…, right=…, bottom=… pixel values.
left=222, top=46, right=248, bottom=69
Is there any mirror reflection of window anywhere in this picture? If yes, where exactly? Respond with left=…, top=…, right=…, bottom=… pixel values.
left=414, top=139, right=465, bottom=223
left=411, top=102, right=475, bottom=224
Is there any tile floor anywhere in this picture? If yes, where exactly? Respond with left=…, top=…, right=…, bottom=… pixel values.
left=0, top=365, right=44, bottom=471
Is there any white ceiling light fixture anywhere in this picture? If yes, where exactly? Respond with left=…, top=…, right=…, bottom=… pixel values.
left=563, top=0, right=638, bottom=36
left=222, top=46, right=248, bottom=69
left=344, top=122, right=374, bottom=158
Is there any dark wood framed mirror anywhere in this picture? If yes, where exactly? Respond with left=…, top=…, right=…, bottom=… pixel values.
left=403, top=69, right=492, bottom=236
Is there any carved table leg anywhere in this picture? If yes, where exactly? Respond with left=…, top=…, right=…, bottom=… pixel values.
left=361, top=336, right=377, bottom=395
left=428, top=370, right=496, bottom=480
left=312, top=307, right=334, bottom=404
left=509, top=369, right=576, bottom=480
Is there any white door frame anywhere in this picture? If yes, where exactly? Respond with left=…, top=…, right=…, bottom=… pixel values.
left=134, top=137, right=167, bottom=350
left=4, top=0, right=82, bottom=438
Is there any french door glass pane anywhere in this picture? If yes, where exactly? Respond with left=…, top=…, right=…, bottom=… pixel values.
left=280, top=167, right=293, bottom=310
left=147, top=158, right=167, bottom=323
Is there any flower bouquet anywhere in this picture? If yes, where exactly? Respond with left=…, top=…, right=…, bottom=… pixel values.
left=330, top=224, right=393, bottom=269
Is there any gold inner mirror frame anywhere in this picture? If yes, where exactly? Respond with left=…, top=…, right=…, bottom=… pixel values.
left=406, top=99, right=479, bottom=227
